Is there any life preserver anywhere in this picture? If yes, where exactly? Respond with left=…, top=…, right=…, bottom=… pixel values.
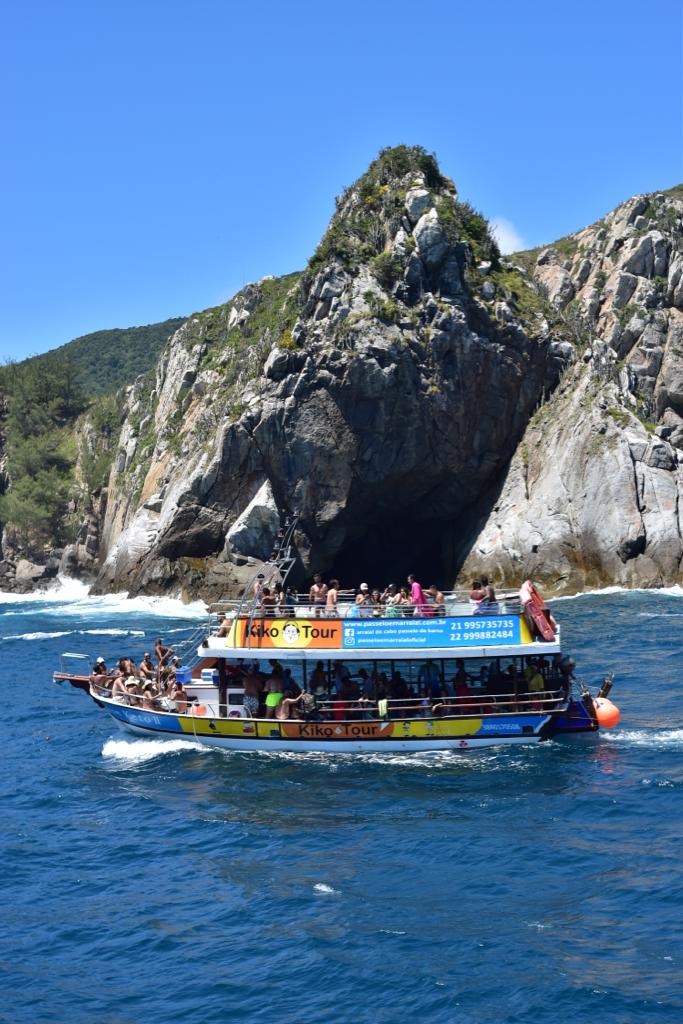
left=519, top=580, right=555, bottom=641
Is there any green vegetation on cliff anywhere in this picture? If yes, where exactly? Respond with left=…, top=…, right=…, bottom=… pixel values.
left=0, top=356, right=88, bottom=550
left=41, top=317, right=185, bottom=396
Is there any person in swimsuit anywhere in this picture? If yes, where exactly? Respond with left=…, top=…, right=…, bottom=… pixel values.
left=242, top=670, right=262, bottom=717
left=326, top=579, right=340, bottom=616
left=264, top=674, right=284, bottom=718
left=309, top=574, right=327, bottom=616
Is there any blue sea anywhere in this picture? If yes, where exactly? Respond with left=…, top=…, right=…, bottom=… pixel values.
left=2, top=580, right=682, bottom=1024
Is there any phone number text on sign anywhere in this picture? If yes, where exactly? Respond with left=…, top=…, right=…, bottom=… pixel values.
left=342, top=616, right=521, bottom=649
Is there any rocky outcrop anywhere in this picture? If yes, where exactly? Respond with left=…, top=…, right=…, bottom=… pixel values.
left=461, top=186, right=683, bottom=591
left=91, top=146, right=570, bottom=597
left=11, top=145, right=676, bottom=600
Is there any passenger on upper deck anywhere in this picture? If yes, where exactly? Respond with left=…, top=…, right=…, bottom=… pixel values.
left=355, top=582, right=371, bottom=616
left=407, top=575, right=431, bottom=617
left=326, top=579, right=340, bottom=615
left=473, top=576, right=500, bottom=615
left=428, top=585, right=446, bottom=616
left=216, top=615, right=232, bottom=637
left=309, top=573, right=328, bottom=614
left=469, top=580, right=485, bottom=610
left=259, top=587, right=277, bottom=616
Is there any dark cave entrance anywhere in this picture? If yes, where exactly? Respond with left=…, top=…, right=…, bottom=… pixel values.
left=324, top=516, right=459, bottom=592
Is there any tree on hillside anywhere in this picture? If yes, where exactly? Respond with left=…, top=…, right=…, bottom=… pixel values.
left=0, top=355, right=88, bottom=552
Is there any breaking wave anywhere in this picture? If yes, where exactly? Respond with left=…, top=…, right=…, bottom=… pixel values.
left=101, top=738, right=209, bottom=763
left=555, top=584, right=683, bottom=602
left=3, top=627, right=147, bottom=642
left=0, top=576, right=206, bottom=620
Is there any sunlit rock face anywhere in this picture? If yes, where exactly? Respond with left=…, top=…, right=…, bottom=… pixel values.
left=87, top=151, right=683, bottom=597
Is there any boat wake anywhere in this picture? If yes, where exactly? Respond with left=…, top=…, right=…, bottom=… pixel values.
left=101, top=738, right=209, bottom=764
left=603, top=728, right=683, bottom=748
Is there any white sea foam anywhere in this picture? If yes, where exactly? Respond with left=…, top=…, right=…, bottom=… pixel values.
left=0, top=576, right=91, bottom=605
left=604, top=728, right=683, bottom=748
left=80, top=628, right=146, bottom=636
left=0, top=575, right=206, bottom=620
left=101, top=738, right=209, bottom=763
left=555, top=584, right=683, bottom=602
left=313, top=883, right=340, bottom=895
left=3, top=627, right=148, bottom=642
left=5, top=630, right=72, bottom=640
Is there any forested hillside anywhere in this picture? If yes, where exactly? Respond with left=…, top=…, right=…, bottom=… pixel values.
left=23, top=317, right=185, bottom=396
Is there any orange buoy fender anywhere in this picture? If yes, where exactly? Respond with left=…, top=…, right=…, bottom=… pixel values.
left=594, top=697, right=620, bottom=728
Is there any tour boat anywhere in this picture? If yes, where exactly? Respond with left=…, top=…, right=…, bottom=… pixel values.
left=54, top=522, right=619, bottom=753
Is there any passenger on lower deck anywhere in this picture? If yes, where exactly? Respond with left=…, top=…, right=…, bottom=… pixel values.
left=275, top=692, right=306, bottom=721
left=310, top=660, right=328, bottom=698
left=242, top=669, right=262, bottom=718
left=264, top=672, right=284, bottom=719
left=111, top=676, right=129, bottom=704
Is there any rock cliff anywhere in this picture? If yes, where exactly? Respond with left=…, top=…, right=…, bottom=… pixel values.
left=91, top=146, right=567, bottom=597
left=460, top=187, right=683, bottom=591
left=19, top=146, right=682, bottom=599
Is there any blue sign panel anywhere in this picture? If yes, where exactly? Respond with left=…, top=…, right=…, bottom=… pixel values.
left=341, top=616, right=521, bottom=650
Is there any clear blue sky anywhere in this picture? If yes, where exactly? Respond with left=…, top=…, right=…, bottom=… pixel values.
left=2, top=0, right=681, bottom=360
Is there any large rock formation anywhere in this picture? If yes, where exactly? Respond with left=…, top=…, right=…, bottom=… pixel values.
left=460, top=187, right=683, bottom=591
left=14, top=146, right=680, bottom=599
left=92, top=146, right=567, bottom=597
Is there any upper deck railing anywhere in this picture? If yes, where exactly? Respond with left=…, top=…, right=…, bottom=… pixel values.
left=208, top=589, right=522, bottom=622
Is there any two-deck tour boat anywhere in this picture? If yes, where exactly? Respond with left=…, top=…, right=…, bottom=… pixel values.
left=54, top=522, right=619, bottom=754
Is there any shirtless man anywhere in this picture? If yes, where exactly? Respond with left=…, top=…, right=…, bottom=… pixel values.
left=139, top=652, right=156, bottom=680
left=309, top=574, right=327, bottom=616
left=428, top=585, right=446, bottom=616
left=242, top=669, right=263, bottom=718
left=326, top=579, right=340, bottom=616
left=155, top=638, right=173, bottom=668
left=216, top=615, right=231, bottom=637
left=264, top=673, right=284, bottom=719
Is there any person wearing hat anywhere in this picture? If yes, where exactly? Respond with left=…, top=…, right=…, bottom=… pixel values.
left=90, top=657, right=111, bottom=696
left=355, top=582, right=372, bottom=618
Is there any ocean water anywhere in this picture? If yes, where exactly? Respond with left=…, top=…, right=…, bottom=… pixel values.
left=1, top=580, right=682, bottom=1023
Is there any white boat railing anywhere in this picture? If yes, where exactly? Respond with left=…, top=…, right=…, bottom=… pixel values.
left=90, top=683, right=565, bottom=720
